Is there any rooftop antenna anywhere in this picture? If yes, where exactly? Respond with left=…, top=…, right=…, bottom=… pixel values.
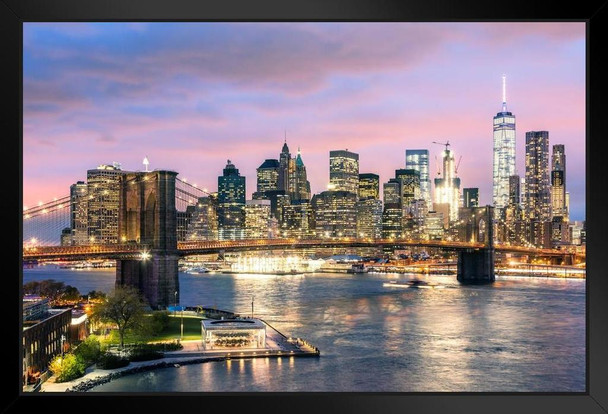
left=284, top=130, right=287, bottom=143
left=502, top=74, right=507, bottom=112
left=143, top=156, right=150, bottom=172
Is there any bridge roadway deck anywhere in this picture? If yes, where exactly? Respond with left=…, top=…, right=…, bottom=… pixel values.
left=22, top=238, right=581, bottom=261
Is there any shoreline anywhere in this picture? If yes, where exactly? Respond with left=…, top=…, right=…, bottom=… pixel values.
left=39, top=318, right=320, bottom=393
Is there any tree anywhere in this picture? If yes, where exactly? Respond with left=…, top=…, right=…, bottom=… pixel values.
left=60, top=285, right=81, bottom=302
left=73, top=335, right=101, bottom=365
left=49, top=353, right=86, bottom=383
left=92, top=286, right=148, bottom=348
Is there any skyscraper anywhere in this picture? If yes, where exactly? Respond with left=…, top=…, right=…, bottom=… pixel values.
left=356, top=198, right=383, bottom=239
left=524, top=131, right=551, bottom=221
left=217, top=160, right=246, bottom=240
left=245, top=199, right=271, bottom=239
left=358, top=173, right=379, bottom=200
left=186, top=196, right=218, bottom=241
left=395, top=169, right=421, bottom=208
left=255, top=159, right=280, bottom=197
left=280, top=202, right=313, bottom=238
left=382, top=179, right=402, bottom=238
left=433, top=145, right=461, bottom=222
left=87, top=163, right=125, bottom=244
left=508, top=175, right=520, bottom=206
left=551, top=144, right=567, bottom=220
left=311, top=191, right=357, bottom=238
left=492, top=75, right=516, bottom=214
left=278, top=140, right=291, bottom=194
left=405, top=149, right=431, bottom=210
left=291, top=148, right=311, bottom=202
left=329, top=150, right=359, bottom=194
left=463, top=188, right=479, bottom=208
left=69, top=181, right=88, bottom=245
left=525, top=131, right=551, bottom=248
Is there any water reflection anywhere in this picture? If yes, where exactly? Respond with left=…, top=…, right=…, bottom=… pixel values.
left=23, top=267, right=584, bottom=392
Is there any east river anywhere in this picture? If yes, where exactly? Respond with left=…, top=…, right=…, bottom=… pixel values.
left=23, top=266, right=585, bottom=392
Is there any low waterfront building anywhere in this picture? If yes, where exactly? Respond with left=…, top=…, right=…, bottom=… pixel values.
left=201, top=318, right=267, bottom=350
left=23, top=304, right=71, bottom=386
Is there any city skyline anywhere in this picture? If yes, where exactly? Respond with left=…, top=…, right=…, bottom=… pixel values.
left=23, top=22, right=585, bottom=220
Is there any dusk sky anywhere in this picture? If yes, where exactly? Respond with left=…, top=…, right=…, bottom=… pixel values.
left=23, top=22, right=586, bottom=220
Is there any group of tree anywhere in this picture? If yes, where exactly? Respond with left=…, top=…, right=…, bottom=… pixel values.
left=23, top=279, right=106, bottom=303
left=48, top=335, right=101, bottom=382
left=49, top=286, right=183, bottom=382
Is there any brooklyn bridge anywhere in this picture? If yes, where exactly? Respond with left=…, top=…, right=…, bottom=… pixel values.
left=23, top=170, right=583, bottom=308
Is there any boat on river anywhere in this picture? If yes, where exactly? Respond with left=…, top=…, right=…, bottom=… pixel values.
left=383, top=280, right=445, bottom=289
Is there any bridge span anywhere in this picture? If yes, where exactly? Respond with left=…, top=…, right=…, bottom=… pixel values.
left=23, top=238, right=576, bottom=262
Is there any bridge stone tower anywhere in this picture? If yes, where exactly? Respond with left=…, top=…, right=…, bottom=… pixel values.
left=457, top=205, right=495, bottom=284
left=116, top=170, right=179, bottom=309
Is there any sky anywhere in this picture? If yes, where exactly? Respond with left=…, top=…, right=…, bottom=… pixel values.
left=23, top=22, right=586, bottom=221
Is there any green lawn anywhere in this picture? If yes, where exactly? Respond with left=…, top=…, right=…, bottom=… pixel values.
left=101, top=314, right=203, bottom=345
left=155, top=315, right=203, bottom=341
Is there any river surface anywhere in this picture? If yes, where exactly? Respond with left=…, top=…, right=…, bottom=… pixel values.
left=23, top=266, right=586, bottom=392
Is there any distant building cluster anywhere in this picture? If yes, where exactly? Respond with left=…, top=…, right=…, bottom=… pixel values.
left=59, top=79, right=584, bottom=250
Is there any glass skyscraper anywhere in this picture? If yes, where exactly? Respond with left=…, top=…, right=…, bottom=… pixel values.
left=405, top=149, right=431, bottom=210
left=329, top=150, right=359, bottom=195
left=217, top=160, right=246, bottom=240
left=492, top=75, right=516, bottom=214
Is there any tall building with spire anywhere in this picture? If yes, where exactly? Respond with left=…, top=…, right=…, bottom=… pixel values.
left=291, top=147, right=311, bottom=202
left=492, top=75, right=517, bottom=215
left=433, top=144, right=460, bottom=222
left=278, top=138, right=291, bottom=194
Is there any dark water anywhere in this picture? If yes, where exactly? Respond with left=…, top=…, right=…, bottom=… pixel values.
left=23, top=267, right=586, bottom=392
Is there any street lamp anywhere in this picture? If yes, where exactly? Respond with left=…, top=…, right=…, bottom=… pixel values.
left=60, top=334, right=65, bottom=357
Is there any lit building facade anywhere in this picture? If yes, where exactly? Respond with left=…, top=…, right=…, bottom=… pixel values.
left=405, top=149, right=431, bottom=210
left=524, top=131, right=551, bottom=222
left=69, top=181, right=88, bottom=245
left=492, top=75, right=516, bottom=214
left=524, top=131, right=551, bottom=247
left=86, top=163, right=125, bottom=244
left=280, top=201, right=313, bottom=238
left=358, top=173, right=380, bottom=200
left=245, top=199, right=271, bottom=239
left=356, top=198, right=383, bottom=239
left=311, top=190, right=357, bottom=238
left=382, top=179, right=402, bottom=238
left=254, top=159, right=280, bottom=198
left=433, top=147, right=461, bottom=222
left=551, top=144, right=567, bottom=220
left=186, top=196, right=218, bottom=241
left=425, top=211, right=445, bottom=240
left=395, top=169, right=421, bottom=207
left=218, top=160, right=246, bottom=240
left=329, top=150, right=359, bottom=194
left=201, top=319, right=266, bottom=350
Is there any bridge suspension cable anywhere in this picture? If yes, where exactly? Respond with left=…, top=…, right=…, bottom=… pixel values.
left=23, top=196, right=71, bottom=246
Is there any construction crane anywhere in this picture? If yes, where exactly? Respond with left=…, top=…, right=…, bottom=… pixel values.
left=455, top=155, right=463, bottom=175
left=432, top=140, right=451, bottom=151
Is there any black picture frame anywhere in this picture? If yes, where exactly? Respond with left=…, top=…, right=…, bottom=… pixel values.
left=3, top=0, right=606, bottom=413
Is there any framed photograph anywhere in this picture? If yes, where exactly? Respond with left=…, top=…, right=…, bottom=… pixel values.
left=6, top=0, right=607, bottom=413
